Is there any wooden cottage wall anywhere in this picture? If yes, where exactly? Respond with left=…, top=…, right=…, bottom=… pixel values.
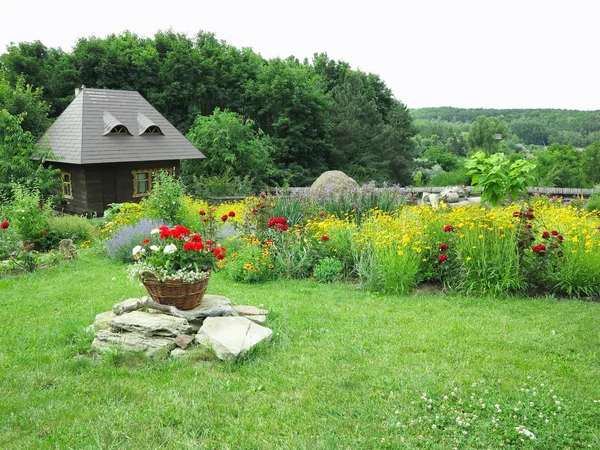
left=51, top=162, right=88, bottom=214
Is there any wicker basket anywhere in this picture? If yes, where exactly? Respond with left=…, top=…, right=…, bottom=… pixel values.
left=141, top=274, right=210, bottom=310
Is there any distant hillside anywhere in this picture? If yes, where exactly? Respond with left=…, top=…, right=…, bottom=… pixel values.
left=411, top=107, right=600, bottom=148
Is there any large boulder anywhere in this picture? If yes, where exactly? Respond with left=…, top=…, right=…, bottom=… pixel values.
left=310, top=171, right=359, bottom=197
left=195, top=317, right=273, bottom=362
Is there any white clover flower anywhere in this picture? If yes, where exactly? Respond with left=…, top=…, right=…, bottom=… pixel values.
left=150, top=228, right=160, bottom=235
left=150, top=245, right=159, bottom=251
left=163, top=244, right=177, bottom=254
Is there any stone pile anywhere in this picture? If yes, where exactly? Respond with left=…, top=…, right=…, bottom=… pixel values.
left=90, top=295, right=272, bottom=361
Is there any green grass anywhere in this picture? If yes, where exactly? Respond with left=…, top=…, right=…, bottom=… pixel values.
left=1, top=252, right=599, bottom=449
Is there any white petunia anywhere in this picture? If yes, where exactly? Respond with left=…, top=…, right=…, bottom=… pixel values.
left=132, top=245, right=143, bottom=256
left=150, top=228, right=160, bottom=235
left=163, top=244, right=177, bottom=254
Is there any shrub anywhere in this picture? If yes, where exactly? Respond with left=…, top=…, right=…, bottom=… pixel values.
left=585, top=192, right=600, bottom=213
left=313, top=257, right=343, bottom=283
left=224, top=240, right=276, bottom=283
left=142, top=171, right=185, bottom=225
left=105, top=219, right=167, bottom=263
left=47, top=215, right=95, bottom=243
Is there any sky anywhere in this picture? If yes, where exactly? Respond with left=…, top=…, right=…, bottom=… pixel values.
left=1, top=0, right=599, bottom=110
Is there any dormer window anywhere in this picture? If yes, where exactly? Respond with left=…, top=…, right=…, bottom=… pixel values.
left=137, top=112, right=164, bottom=135
left=103, top=111, right=131, bottom=135
left=110, top=125, right=130, bottom=134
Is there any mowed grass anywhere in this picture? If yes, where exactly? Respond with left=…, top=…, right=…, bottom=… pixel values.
left=1, top=252, right=599, bottom=449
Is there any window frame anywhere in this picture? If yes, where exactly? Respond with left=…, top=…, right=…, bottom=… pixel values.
left=61, top=171, right=73, bottom=199
left=131, top=168, right=174, bottom=198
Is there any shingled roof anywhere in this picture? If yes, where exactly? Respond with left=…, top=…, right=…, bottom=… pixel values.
left=40, top=88, right=205, bottom=164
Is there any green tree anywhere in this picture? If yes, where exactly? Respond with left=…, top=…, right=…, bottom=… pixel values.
left=0, top=109, right=60, bottom=200
left=468, top=116, right=510, bottom=154
left=423, top=144, right=460, bottom=172
left=582, top=141, right=600, bottom=185
left=0, top=75, right=51, bottom=138
left=533, top=143, right=585, bottom=188
left=184, top=108, right=279, bottom=189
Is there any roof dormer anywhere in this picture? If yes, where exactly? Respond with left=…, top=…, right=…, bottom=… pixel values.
left=137, top=112, right=164, bottom=135
left=103, top=111, right=132, bottom=135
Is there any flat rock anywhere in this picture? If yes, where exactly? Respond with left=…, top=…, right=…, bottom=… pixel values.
left=109, top=311, right=191, bottom=337
left=234, top=305, right=269, bottom=316
left=170, top=348, right=189, bottom=358
left=246, top=315, right=267, bottom=324
left=93, top=311, right=116, bottom=331
left=195, top=317, right=273, bottom=362
left=92, top=330, right=175, bottom=357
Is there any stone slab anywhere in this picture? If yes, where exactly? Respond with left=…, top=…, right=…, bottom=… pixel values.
left=246, top=315, right=267, bottom=324
left=93, top=311, right=115, bottom=331
left=92, top=330, right=175, bottom=357
left=195, top=316, right=273, bottom=362
left=234, top=305, right=269, bottom=316
left=109, top=311, right=191, bottom=337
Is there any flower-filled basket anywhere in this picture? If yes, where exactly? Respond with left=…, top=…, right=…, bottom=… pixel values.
left=130, top=225, right=226, bottom=310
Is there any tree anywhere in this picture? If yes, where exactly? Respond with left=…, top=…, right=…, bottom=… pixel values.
left=533, top=143, right=586, bottom=188
left=184, top=108, right=279, bottom=190
left=582, top=141, right=600, bottom=185
left=0, top=75, right=51, bottom=138
left=468, top=116, right=510, bottom=154
left=0, top=109, right=60, bottom=200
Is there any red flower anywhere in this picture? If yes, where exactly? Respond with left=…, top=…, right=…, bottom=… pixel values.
left=528, top=207, right=534, bottom=212
left=513, top=211, right=521, bottom=217
left=557, top=251, right=564, bottom=258
left=438, top=243, right=448, bottom=251
left=260, top=193, right=266, bottom=199
left=319, top=212, right=327, bottom=218
left=276, top=224, right=289, bottom=231
left=321, top=235, right=330, bottom=241
left=550, top=242, right=559, bottom=248
left=551, top=230, right=559, bottom=236
left=213, top=247, right=226, bottom=260
left=268, top=217, right=288, bottom=228
left=438, top=254, right=448, bottom=262
left=251, top=209, right=258, bottom=214
left=532, top=243, right=546, bottom=254
left=190, top=234, right=203, bottom=243
left=557, top=235, right=564, bottom=241
left=203, top=218, right=209, bottom=222
left=206, top=240, right=213, bottom=245
left=221, top=215, right=228, bottom=222
left=142, top=239, right=150, bottom=244
left=443, top=225, right=453, bottom=232
left=0, top=221, right=9, bottom=229
left=525, top=224, right=532, bottom=229
left=542, top=231, right=550, bottom=239
left=40, top=230, right=47, bottom=235
left=228, top=211, right=236, bottom=217
left=198, top=210, right=206, bottom=216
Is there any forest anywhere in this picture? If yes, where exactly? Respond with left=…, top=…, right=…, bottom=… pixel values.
left=1, top=30, right=600, bottom=199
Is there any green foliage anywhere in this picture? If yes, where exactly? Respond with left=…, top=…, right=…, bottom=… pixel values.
left=313, top=257, right=343, bottom=283
left=187, top=172, right=253, bottom=199
left=465, top=152, right=536, bottom=206
left=0, top=109, right=61, bottom=201
left=585, top=192, right=600, bottom=213
left=428, top=167, right=471, bottom=187
left=533, top=143, right=586, bottom=188
left=467, top=116, right=510, bottom=154
left=224, top=242, right=276, bottom=283
left=46, top=215, right=95, bottom=243
left=582, top=141, right=600, bottom=185
left=423, top=144, right=460, bottom=171
left=0, top=75, right=51, bottom=137
left=184, top=108, right=278, bottom=190
left=141, top=171, right=185, bottom=224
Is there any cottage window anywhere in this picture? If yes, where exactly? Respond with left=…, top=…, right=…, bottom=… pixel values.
left=62, top=172, right=73, bottom=199
left=132, top=168, right=174, bottom=197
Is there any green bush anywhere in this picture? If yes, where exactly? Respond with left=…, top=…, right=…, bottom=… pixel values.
left=142, top=171, right=185, bottom=224
left=313, top=257, right=343, bottom=283
left=585, top=192, right=600, bottom=213
left=47, top=215, right=95, bottom=243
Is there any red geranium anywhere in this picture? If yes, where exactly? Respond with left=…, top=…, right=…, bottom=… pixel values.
left=438, top=243, right=448, bottom=251
left=438, top=254, right=448, bottom=262
left=268, top=217, right=288, bottom=228
left=321, top=235, right=330, bottom=241
left=443, top=225, right=453, bottom=232
left=142, top=238, right=150, bottom=244
left=0, top=221, right=9, bottom=229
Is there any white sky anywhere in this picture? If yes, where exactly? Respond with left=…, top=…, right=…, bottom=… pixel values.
left=2, top=0, right=599, bottom=110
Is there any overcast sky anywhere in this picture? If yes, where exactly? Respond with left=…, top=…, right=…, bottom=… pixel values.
left=2, top=0, right=598, bottom=110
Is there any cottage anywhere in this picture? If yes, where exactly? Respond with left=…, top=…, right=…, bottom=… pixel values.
left=39, top=87, right=205, bottom=215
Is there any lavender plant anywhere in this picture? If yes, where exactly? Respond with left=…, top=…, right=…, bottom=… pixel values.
left=105, top=218, right=168, bottom=263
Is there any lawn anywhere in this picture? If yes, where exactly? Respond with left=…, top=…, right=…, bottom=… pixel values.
left=1, top=252, right=599, bottom=449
